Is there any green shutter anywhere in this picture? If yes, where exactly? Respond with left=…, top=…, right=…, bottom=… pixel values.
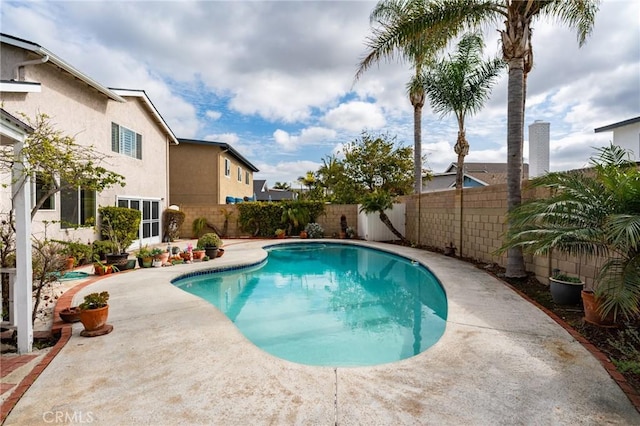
left=136, top=133, right=142, bottom=159
left=111, top=123, right=119, bottom=153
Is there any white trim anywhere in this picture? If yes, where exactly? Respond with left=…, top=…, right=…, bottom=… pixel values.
left=0, top=81, right=41, bottom=93
left=111, top=89, right=178, bottom=145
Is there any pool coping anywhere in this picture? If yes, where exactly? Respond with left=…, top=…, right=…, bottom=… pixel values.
left=1, top=239, right=638, bottom=423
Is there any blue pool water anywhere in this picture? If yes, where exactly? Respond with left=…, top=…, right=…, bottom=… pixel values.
left=173, top=243, right=447, bottom=366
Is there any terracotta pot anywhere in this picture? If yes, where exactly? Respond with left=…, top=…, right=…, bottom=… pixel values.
left=581, top=290, right=615, bottom=326
left=94, top=264, right=112, bottom=276
left=59, top=307, right=81, bottom=323
left=65, top=257, right=75, bottom=271
left=192, top=250, right=205, bottom=260
left=79, top=305, right=109, bottom=332
left=216, top=248, right=225, bottom=258
left=300, top=231, right=308, bottom=239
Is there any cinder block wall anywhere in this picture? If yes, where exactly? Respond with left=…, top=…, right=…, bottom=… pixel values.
left=175, top=187, right=599, bottom=288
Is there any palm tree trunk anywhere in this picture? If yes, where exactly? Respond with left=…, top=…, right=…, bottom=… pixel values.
left=505, top=62, right=527, bottom=278
left=412, top=92, right=424, bottom=194
left=379, top=211, right=410, bottom=245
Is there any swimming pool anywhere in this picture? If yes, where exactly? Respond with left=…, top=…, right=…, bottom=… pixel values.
left=173, top=243, right=447, bottom=366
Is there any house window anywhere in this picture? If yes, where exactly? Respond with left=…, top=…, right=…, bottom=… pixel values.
left=237, top=166, right=242, bottom=182
left=245, top=170, right=250, bottom=185
left=60, top=184, right=96, bottom=229
left=33, top=173, right=55, bottom=210
left=111, top=122, right=142, bottom=159
left=224, top=158, right=231, bottom=177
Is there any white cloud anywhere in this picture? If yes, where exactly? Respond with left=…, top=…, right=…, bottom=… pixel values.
left=323, top=101, right=386, bottom=132
left=206, top=110, right=222, bottom=121
left=203, top=133, right=239, bottom=145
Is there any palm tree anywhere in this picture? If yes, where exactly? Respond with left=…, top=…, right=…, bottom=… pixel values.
left=499, top=144, right=640, bottom=319
left=421, top=32, right=503, bottom=189
left=273, top=182, right=291, bottom=191
left=357, top=0, right=455, bottom=195
left=357, top=0, right=600, bottom=277
left=359, top=190, right=411, bottom=245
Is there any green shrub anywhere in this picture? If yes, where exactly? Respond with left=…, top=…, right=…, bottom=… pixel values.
left=192, top=217, right=208, bottom=238
left=305, top=223, right=324, bottom=239
left=79, top=291, right=109, bottom=310
left=92, top=240, right=116, bottom=261
left=56, top=240, right=93, bottom=265
left=197, top=233, right=222, bottom=249
left=99, top=206, right=141, bottom=253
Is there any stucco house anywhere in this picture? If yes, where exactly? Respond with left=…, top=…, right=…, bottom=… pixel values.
left=594, top=116, right=640, bottom=159
left=169, top=138, right=258, bottom=206
left=0, top=33, right=178, bottom=247
left=423, top=162, right=529, bottom=192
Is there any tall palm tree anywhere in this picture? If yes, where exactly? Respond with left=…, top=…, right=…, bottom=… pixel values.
left=499, top=144, right=640, bottom=319
left=357, top=0, right=600, bottom=277
left=357, top=0, right=455, bottom=195
left=421, top=32, right=504, bottom=189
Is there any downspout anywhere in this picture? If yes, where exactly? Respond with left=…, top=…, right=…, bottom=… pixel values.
left=13, top=55, right=50, bottom=80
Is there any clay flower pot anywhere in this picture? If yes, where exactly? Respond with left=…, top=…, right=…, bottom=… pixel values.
left=192, top=249, right=205, bottom=260
left=59, top=306, right=81, bottom=323
left=79, top=305, right=109, bottom=332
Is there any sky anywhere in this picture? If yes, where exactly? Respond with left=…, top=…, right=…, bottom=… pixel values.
left=2, top=0, right=639, bottom=188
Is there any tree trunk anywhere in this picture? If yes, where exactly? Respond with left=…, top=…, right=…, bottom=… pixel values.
left=412, top=92, right=425, bottom=194
left=454, top=129, right=468, bottom=189
left=379, top=211, right=410, bottom=245
left=505, top=62, right=527, bottom=278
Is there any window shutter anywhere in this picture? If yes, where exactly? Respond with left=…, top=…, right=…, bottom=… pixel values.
left=136, top=133, right=142, bottom=159
left=111, top=123, right=119, bottom=153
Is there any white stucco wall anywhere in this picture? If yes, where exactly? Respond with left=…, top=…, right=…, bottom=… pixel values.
left=0, top=44, right=170, bottom=244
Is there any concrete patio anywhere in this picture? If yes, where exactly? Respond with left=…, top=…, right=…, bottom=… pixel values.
left=4, top=239, right=639, bottom=425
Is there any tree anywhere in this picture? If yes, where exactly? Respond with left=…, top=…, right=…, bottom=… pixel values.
left=357, top=0, right=454, bottom=194
left=356, top=0, right=600, bottom=277
left=0, top=113, right=126, bottom=219
left=359, top=190, right=410, bottom=245
left=499, top=145, right=640, bottom=319
left=342, top=132, right=414, bottom=196
left=421, top=32, right=504, bottom=189
left=273, top=182, right=292, bottom=191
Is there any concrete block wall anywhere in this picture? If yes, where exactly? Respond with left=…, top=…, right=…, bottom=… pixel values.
left=175, top=185, right=602, bottom=288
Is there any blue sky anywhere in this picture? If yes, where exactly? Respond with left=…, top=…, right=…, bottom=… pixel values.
left=2, top=0, right=639, bottom=187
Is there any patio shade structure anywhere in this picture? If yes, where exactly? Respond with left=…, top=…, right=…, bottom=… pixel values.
left=1, top=108, right=34, bottom=353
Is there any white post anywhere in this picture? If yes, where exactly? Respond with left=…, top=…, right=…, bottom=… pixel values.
left=12, top=138, right=33, bottom=353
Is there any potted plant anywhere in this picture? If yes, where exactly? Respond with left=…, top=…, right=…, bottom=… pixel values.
left=346, top=226, right=356, bottom=239
left=275, top=228, right=286, bottom=239
left=93, top=256, right=113, bottom=276
left=340, top=214, right=348, bottom=238
left=99, top=206, right=141, bottom=265
left=549, top=271, right=584, bottom=305
left=59, top=306, right=81, bottom=323
left=305, top=222, right=324, bottom=239
left=135, top=245, right=153, bottom=268
left=78, top=291, right=111, bottom=336
left=197, top=232, right=223, bottom=259
left=500, top=144, right=640, bottom=325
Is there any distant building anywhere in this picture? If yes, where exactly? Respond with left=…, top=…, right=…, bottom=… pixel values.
left=529, top=120, right=550, bottom=178
left=170, top=138, right=258, bottom=205
left=253, top=179, right=297, bottom=201
left=423, top=162, right=529, bottom=192
left=594, top=116, right=640, bottom=159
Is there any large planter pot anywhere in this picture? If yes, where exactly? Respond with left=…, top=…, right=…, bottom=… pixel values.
left=204, top=247, right=219, bottom=259
left=79, top=305, right=109, bottom=332
left=65, top=257, right=75, bottom=271
left=581, top=290, right=616, bottom=327
left=106, top=253, right=128, bottom=264
left=192, top=250, right=205, bottom=260
left=118, top=259, right=137, bottom=271
left=549, top=277, right=584, bottom=305
left=141, top=256, right=153, bottom=268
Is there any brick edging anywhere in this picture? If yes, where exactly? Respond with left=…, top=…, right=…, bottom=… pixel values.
left=502, top=280, right=640, bottom=414
left=1, top=273, right=109, bottom=423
